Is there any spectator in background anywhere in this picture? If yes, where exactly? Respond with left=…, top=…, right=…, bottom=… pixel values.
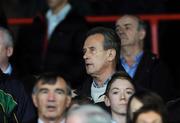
left=0, top=27, right=36, bottom=122
left=132, top=106, right=168, bottom=123
left=104, top=71, right=136, bottom=123
left=116, top=14, right=175, bottom=102
left=0, top=68, right=36, bottom=122
left=15, top=0, right=89, bottom=89
left=31, top=72, right=72, bottom=123
left=127, top=90, right=168, bottom=123
left=66, top=104, right=112, bottom=123
left=78, top=27, right=121, bottom=105
left=0, top=27, right=15, bottom=76
left=167, top=97, right=180, bottom=123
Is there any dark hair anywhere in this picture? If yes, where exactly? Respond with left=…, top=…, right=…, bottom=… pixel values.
left=136, top=16, right=146, bottom=31
left=32, top=72, right=72, bottom=96
left=132, top=103, right=168, bottom=123
left=105, top=71, right=136, bottom=96
left=127, top=90, right=166, bottom=123
left=86, top=27, right=121, bottom=69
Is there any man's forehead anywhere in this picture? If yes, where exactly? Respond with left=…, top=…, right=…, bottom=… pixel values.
left=116, top=16, right=139, bottom=26
left=84, top=34, right=104, bottom=46
left=37, top=78, right=67, bottom=88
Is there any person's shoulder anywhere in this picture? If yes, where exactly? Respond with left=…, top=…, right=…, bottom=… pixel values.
left=143, top=50, right=158, bottom=61
left=66, top=7, right=88, bottom=24
left=25, top=117, right=38, bottom=123
left=0, top=74, right=26, bottom=96
left=142, top=50, right=161, bottom=65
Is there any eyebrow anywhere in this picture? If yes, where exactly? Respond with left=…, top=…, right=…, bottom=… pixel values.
left=124, top=23, right=132, bottom=27
left=38, top=88, right=66, bottom=93
left=55, top=88, right=66, bottom=94
left=38, top=88, right=48, bottom=92
left=111, top=87, right=134, bottom=91
left=116, top=23, right=132, bottom=28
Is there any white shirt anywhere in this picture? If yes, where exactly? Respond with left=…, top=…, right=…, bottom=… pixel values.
left=111, top=120, right=117, bottom=123
left=91, top=84, right=107, bottom=103
left=46, top=3, right=71, bottom=38
left=4, top=63, right=12, bottom=75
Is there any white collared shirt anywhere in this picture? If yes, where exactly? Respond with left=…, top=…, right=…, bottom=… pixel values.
left=4, top=63, right=12, bottom=75
left=46, top=3, right=71, bottom=38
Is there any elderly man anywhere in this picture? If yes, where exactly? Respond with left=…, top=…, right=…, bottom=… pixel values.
left=78, top=27, right=121, bottom=106
left=116, top=15, right=175, bottom=102
left=66, top=104, right=112, bottom=123
left=31, top=72, right=72, bottom=123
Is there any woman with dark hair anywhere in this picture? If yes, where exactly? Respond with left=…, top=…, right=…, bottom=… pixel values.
left=132, top=104, right=168, bottom=123
left=127, top=90, right=168, bottom=123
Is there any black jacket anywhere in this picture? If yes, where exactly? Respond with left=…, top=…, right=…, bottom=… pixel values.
left=0, top=70, right=36, bottom=123
left=15, top=6, right=89, bottom=88
left=119, top=51, right=175, bottom=102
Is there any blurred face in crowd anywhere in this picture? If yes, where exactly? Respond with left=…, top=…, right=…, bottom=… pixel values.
left=105, top=78, right=135, bottom=115
left=83, top=34, right=114, bottom=76
left=66, top=114, right=84, bottom=123
left=47, top=0, right=68, bottom=12
left=135, top=111, right=162, bottom=123
left=0, top=30, right=13, bottom=68
left=32, top=77, right=71, bottom=122
left=115, top=15, right=145, bottom=47
left=129, top=97, right=143, bottom=119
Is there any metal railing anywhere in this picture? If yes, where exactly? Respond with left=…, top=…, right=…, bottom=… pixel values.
left=7, top=14, right=180, bottom=56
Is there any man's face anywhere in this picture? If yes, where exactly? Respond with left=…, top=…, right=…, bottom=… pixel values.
left=32, top=78, right=71, bottom=121
left=0, top=31, right=12, bottom=66
left=115, top=16, right=143, bottom=47
left=83, top=34, right=110, bottom=76
left=47, top=0, right=67, bottom=10
left=105, top=79, right=135, bottom=115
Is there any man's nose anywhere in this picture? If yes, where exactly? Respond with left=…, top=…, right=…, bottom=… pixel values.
left=83, top=51, right=89, bottom=60
left=120, top=91, right=126, bottom=100
left=47, top=92, right=55, bottom=101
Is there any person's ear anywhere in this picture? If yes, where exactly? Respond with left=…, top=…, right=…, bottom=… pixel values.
left=139, top=28, right=146, bottom=40
left=104, top=95, right=110, bottom=107
left=107, top=49, right=116, bottom=61
left=66, top=96, right=72, bottom=108
left=6, top=47, right=13, bottom=57
left=32, top=94, right=38, bottom=108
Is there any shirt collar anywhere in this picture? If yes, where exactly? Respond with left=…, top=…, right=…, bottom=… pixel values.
left=121, top=51, right=143, bottom=65
left=92, top=74, right=114, bottom=88
left=46, top=3, right=71, bottom=23
left=4, top=63, right=12, bottom=75
left=38, top=118, right=65, bottom=123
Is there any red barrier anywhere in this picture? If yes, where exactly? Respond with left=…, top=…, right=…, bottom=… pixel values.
left=7, top=14, right=180, bottom=56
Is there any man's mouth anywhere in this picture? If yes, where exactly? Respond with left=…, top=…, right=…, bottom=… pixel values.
left=46, top=106, right=56, bottom=111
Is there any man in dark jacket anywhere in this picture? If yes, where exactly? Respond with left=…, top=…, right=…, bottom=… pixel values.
left=79, top=27, right=121, bottom=106
left=15, top=0, right=89, bottom=89
left=0, top=69, right=36, bottom=122
left=115, top=15, right=175, bottom=102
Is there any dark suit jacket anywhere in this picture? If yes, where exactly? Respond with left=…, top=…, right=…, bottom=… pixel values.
left=0, top=70, right=36, bottom=123
left=119, top=50, right=175, bottom=102
left=15, top=7, right=89, bottom=88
